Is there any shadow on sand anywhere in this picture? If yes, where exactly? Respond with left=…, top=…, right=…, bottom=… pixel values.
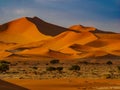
left=0, top=79, right=28, bottom=90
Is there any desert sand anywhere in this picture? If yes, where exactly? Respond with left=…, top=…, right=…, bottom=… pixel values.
left=0, top=16, right=120, bottom=90
left=4, top=78, right=120, bottom=90
left=0, top=16, right=120, bottom=60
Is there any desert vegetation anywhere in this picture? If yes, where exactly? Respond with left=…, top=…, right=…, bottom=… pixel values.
left=0, top=59, right=120, bottom=79
left=0, top=60, right=10, bottom=73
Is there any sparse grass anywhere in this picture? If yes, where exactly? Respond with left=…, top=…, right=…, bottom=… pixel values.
left=1, top=60, right=120, bottom=79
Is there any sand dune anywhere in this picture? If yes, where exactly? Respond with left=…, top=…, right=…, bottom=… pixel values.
left=69, top=24, right=96, bottom=32
left=27, top=17, right=75, bottom=36
left=0, top=17, right=52, bottom=44
left=0, top=16, right=120, bottom=60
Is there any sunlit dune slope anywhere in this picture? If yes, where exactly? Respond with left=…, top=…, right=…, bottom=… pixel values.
left=9, top=30, right=97, bottom=59
left=0, top=17, right=52, bottom=44
left=69, top=25, right=96, bottom=32
left=39, top=31, right=97, bottom=50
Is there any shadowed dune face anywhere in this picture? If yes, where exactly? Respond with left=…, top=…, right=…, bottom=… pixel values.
left=0, top=79, right=28, bottom=90
left=0, top=23, right=9, bottom=32
left=26, top=17, right=76, bottom=36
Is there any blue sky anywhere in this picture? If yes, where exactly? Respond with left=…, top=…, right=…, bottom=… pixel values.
left=0, top=0, right=120, bottom=32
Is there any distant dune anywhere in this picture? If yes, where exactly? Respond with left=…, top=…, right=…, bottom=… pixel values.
left=0, top=16, right=120, bottom=60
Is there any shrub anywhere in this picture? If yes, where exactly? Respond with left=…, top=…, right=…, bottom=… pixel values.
left=56, top=67, right=63, bottom=71
left=46, top=67, right=56, bottom=71
left=69, top=65, right=80, bottom=71
left=0, top=60, right=10, bottom=64
left=82, top=61, right=89, bottom=65
left=106, top=61, right=113, bottom=65
left=117, top=66, right=120, bottom=71
left=105, top=74, right=113, bottom=79
left=50, top=59, right=60, bottom=64
left=32, top=66, right=38, bottom=70
left=0, top=62, right=9, bottom=73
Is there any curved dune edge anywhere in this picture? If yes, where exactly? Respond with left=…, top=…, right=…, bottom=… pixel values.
left=5, top=78, right=120, bottom=90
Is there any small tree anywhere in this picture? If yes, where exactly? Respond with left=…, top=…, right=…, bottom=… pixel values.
left=69, top=65, right=80, bottom=71
left=50, top=59, right=59, bottom=64
left=106, top=61, right=113, bottom=65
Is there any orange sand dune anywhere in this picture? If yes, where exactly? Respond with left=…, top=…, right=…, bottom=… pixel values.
left=59, top=47, right=81, bottom=55
left=69, top=24, right=96, bottom=32
left=70, top=44, right=98, bottom=52
left=27, top=17, right=76, bottom=36
left=0, top=17, right=52, bottom=44
left=0, top=16, right=120, bottom=59
left=109, top=51, right=120, bottom=56
left=95, top=33, right=120, bottom=39
left=40, top=31, right=97, bottom=50
left=8, top=31, right=97, bottom=59
left=6, top=79, right=120, bottom=90
left=0, top=42, right=17, bottom=59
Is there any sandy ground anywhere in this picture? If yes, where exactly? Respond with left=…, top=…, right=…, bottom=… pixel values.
left=4, top=78, right=120, bottom=90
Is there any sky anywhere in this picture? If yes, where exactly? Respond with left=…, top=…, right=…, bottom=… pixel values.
left=0, top=0, right=120, bottom=32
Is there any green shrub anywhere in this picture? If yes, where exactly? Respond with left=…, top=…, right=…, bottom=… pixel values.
left=69, top=65, right=80, bottom=71
left=106, top=61, right=113, bottom=65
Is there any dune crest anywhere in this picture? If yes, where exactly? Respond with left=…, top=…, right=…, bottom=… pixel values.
left=69, top=25, right=96, bottom=32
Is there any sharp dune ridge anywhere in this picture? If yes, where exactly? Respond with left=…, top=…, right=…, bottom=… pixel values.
left=0, top=16, right=120, bottom=60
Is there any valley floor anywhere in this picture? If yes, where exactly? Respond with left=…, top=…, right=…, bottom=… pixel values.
left=4, top=78, right=120, bottom=90
left=0, top=59, right=120, bottom=90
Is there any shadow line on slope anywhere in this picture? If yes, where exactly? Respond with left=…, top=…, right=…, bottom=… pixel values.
left=0, top=79, right=29, bottom=90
